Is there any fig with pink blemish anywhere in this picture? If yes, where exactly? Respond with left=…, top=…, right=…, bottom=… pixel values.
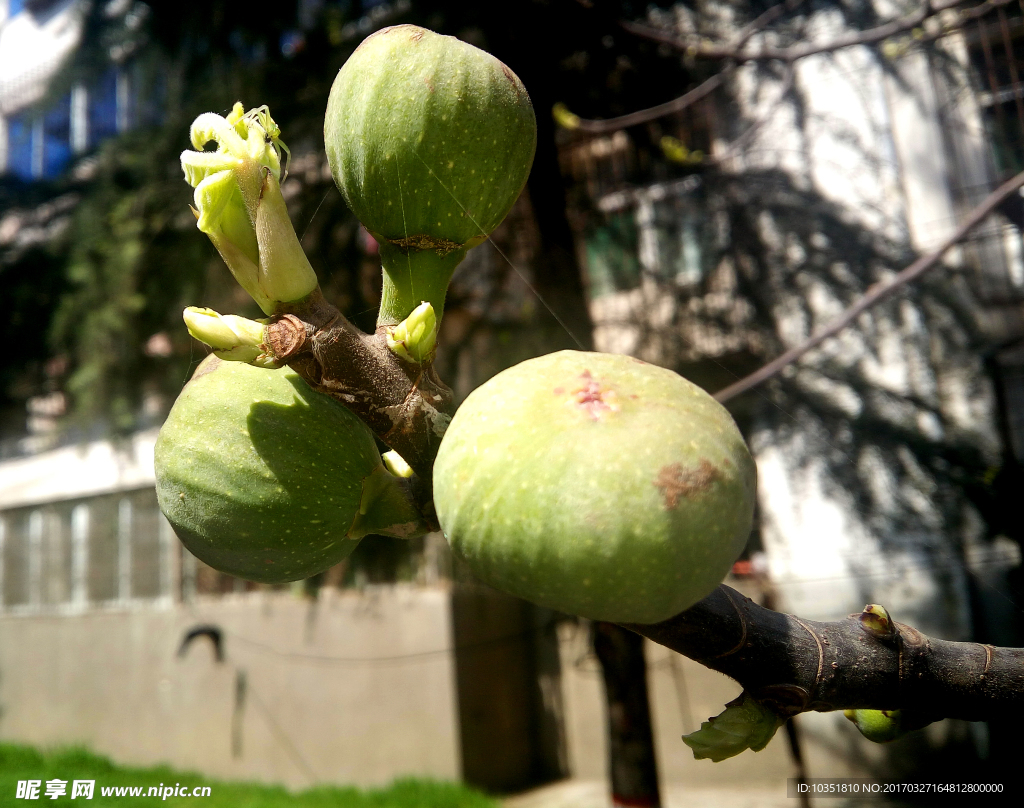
left=433, top=350, right=756, bottom=624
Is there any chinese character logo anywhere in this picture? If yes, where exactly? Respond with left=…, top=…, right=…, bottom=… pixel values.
left=16, top=780, right=40, bottom=799
left=71, top=780, right=95, bottom=799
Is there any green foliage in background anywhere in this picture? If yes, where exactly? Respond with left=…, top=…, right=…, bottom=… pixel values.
left=50, top=128, right=212, bottom=433
left=0, top=744, right=498, bottom=808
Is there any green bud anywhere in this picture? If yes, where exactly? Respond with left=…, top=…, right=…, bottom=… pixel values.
left=254, top=170, right=319, bottom=304
left=859, top=603, right=895, bottom=638
left=182, top=307, right=277, bottom=368
left=326, top=25, right=536, bottom=326
left=552, top=102, right=581, bottom=130
left=844, top=709, right=904, bottom=743
left=844, top=707, right=934, bottom=743
left=683, top=694, right=784, bottom=762
left=181, top=103, right=317, bottom=314
left=386, top=301, right=437, bottom=363
left=383, top=450, right=414, bottom=478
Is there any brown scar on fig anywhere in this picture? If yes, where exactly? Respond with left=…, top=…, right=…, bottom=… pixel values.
left=500, top=63, right=527, bottom=101
left=654, top=459, right=722, bottom=509
left=386, top=232, right=463, bottom=256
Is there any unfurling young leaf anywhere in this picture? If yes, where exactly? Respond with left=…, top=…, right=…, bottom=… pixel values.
left=682, top=693, right=784, bottom=762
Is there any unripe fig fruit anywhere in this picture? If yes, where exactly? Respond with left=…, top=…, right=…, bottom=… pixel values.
left=325, top=24, right=536, bottom=325
left=156, top=356, right=427, bottom=583
left=432, top=351, right=756, bottom=624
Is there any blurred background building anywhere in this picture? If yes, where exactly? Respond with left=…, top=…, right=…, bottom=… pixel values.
left=1, top=0, right=1023, bottom=802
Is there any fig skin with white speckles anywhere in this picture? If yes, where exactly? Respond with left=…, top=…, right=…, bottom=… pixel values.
left=432, top=351, right=757, bottom=624
left=155, top=356, right=382, bottom=583
left=325, top=24, right=536, bottom=324
left=326, top=24, right=536, bottom=249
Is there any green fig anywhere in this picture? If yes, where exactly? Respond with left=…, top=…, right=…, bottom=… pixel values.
left=156, top=356, right=428, bottom=583
left=432, top=351, right=757, bottom=624
left=325, top=24, right=536, bottom=326
left=843, top=709, right=905, bottom=743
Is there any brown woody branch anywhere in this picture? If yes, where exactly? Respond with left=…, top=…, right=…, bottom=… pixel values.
left=714, top=167, right=1024, bottom=403
left=265, top=289, right=454, bottom=492
left=626, top=585, right=1024, bottom=720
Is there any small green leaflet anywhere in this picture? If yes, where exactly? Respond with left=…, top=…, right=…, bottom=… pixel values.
left=682, top=693, right=784, bottom=762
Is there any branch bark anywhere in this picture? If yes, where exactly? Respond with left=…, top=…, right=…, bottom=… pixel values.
left=714, top=167, right=1024, bottom=403
left=264, top=289, right=455, bottom=496
left=625, top=585, right=1024, bottom=721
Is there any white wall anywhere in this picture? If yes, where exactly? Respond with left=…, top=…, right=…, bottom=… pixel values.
left=0, top=586, right=461, bottom=789
left=0, top=0, right=83, bottom=116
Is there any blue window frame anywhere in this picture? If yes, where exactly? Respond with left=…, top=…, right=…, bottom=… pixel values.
left=6, top=112, right=34, bottom=181
left=3, top=62, right=141, bottom=180
left=88, top=69, right=118, bottom=148
left=42, top=94, right=72, bottom=178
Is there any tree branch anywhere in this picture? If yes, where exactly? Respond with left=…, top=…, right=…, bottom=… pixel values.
left=562, top=72, right=726, bottom=134
left=625, top=585, right=1024, bottom=721
left=729, top=0, right=811, bottom=53
left=264, top=289, right=455, bottom=495
left=562, top=0, right=806, bottom=135
left=565, top=1, right=1007, bottom=141
left=621, top=0, right=1013, bottom=64
left=714, top=168, right=1024, bottom=403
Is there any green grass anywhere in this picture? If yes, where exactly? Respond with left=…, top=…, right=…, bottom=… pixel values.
left=0, top=743, right=499, bottom=807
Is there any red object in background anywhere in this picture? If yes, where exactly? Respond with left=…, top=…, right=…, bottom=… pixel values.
left=731, top=559, right=753, bottom=576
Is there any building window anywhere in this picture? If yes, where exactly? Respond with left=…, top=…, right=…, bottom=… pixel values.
left=5, top=112, right=34, bottom=181
left=3, top=94, right=72, bottom=180
left=2, top=65, right=137, bottom=180
left=0, top=489, right=185, bottom=612
left=42, top=93, right=72, bottom=178
left=88, top=69, right=119, bottom=148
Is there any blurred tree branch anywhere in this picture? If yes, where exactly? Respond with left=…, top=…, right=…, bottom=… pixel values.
left=622, top=0, right=1012, bottom=64
left=714, top=168, right=1024, bottom=403
left=559, top=0, right=1015, bottom=136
